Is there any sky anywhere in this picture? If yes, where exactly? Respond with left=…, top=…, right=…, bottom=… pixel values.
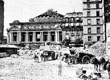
left=4, top=0, right=82, bottom=36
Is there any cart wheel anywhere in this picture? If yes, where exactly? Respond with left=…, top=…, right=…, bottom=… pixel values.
left=82, top=55, right=90, bottom=64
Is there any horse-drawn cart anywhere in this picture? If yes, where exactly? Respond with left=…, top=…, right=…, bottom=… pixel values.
left=61, top=48, right=95, bottom=64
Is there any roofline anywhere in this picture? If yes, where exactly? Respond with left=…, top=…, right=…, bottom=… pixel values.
left=9, top=21, right=66, bottom=26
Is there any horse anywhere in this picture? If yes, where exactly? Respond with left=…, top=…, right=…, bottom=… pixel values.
left=91, top=56, right=106, bottom=72
left=99, top=57, right=106, bottom=71
left=103, top=60, right=110, bottom=79
left=90, top=57, right=100, bottom=71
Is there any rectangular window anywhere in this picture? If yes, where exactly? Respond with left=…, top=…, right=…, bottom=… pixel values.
left=96, top=11, right=100, bottom=16
left=28, top=32, right=33, bottom=42
left=96, top=19, right=100, bottom=25
left=87, top=4, right=90, bottom=9
left=87, top=19, right=91, bottom=25
left=51, top=32, right=55, bottom=41
left=88, top=36, right=91, bottom=41
left=59, top=31, right=62, bottom=42
left=87, top=11, right=90, bottom=17
left=96, top=3, right=99, bottom=9
left=66, top=18, right=69, bottom=22
left=21, top=32, right=25, bottom=42
left=97, top=36, right=100, bottom=41
left=97, top=27, right=100, bottom=34
left=13, top=32, right=17, bottom=42
left=88, top=28, right=91, bottom=34
left=43, top=32, right=48, bottom=41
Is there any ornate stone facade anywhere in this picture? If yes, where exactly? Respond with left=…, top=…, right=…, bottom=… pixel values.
left=7, top=9, right=83, bottom=47
left=7, top=9, right=64, bottom=46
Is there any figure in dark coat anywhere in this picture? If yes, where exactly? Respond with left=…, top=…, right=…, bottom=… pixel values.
left=90, top=57, right=100, bottom=71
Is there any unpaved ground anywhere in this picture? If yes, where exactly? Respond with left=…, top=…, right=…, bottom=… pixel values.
left=0, top=57, right=109, bottom=80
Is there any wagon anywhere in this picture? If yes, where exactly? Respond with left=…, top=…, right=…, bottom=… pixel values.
left=75, top=52, right=95, bottom=64
left=0, top=44, right=19, bottom=58
left=62, top=49, right=95, bottom=64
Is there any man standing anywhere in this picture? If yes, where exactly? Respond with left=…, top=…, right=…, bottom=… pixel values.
left=58, top=61, right=62, bottom=76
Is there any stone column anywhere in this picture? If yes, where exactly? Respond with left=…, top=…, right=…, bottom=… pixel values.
left=33, top=32, right=36, bottom=43
left=48, top=31, right=51, bottom=42
left=7, top=32, right=9, bottom=44
left=17, top=32, right=19, bottom=43
left=19, top=32, right=21, bottom=43
left=10, top=32, right=13, bottom=43
left=40, top=31, right=43, bottom=42
left=62, top=31, right=66, bottom=42
left=55, top=31, right=57, bottom=42
left=25, top=32, right=28, bottom=43
left=57, top=31, right=59, bottom=42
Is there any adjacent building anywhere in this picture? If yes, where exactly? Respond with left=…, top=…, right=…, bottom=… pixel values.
left=83, top=0, right=105, bottom=47
left=61, top=12, right=83, bottom=47
left=0, top=0, right=4, bottom=43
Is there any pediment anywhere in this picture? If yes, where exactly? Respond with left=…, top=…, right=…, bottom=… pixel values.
left=9, top=26, right=20, bottom=31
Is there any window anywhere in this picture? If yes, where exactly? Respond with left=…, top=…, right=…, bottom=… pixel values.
left=97, top=36, right=100, bottom=41
left=87, top=19, right=91, bottom=25
left=96, top=11, right=100, bottom=16
left=97, top=27, right=100, bottom=33
left=88, top=36, right=91, bottom=41
left=96, top=3, right=99, bottom=9
left=88, top=28, right=91, bottom=34
left=66, top=18, right=69, bottom=22
left=51, top=32, right=55, bottom=41
left=13, top=32, right=17, bottom=42
left=43, top=32, right=48, bottom=41
left=21, top=32, right=25, bottom=42
left=28, top=32, right=33, bottom=42
left=87, top=4, right=90, bottom=9
left=87, top=11, right=90, bottom=17
left=96, top=19, right=100, bottom=24
left=59, top=32, right=62, bottom=42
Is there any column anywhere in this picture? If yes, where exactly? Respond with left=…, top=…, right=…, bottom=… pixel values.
left=10, top=32, right=13, bottom=43
left=55, top=31, right=57, bottom=42
left=62, top=31, right=66, bottom=42
left=33, top=32, right=36, bottom=42
left=7, top=32, right=11, bottom=44
left=48, top=31, right=51, bottom=42
left=17, top=32, right=19, bottom=43
left=25, top=32, right=28, bottom=43
left=57, top=31, right=59, bottom=42
left=19, top=32, right=21, bottom=43
left=40, top=31, right=43, bottom=42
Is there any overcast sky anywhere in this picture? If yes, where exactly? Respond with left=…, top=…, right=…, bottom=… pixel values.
left=4, top=0, right=82, bottom=36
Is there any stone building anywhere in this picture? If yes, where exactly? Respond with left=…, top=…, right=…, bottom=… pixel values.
left=7, top=9, right=64, bottom=46
left=7, top=9, right=83, bottom=47
left=83, top=0, right=105, bottom=47
left=0, top=0, right=4, bottom=43
left=61, top=12, right=83, bottom=47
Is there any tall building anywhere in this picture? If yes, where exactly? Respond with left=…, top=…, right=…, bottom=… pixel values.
left=0, top=0, right=4, bottom=43
left=83, top=0, right=105, bottom=47
left=104, top=0, right=110, bottom=23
